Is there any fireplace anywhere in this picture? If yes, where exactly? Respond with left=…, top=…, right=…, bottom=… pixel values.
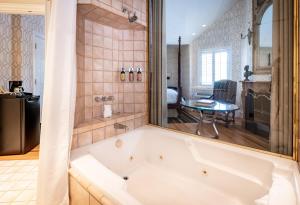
left=241, top=81, right=271, bottom=138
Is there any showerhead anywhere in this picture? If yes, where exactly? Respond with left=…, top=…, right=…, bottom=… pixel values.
left=128, top=12, right=138, bottom=23
left=122, top=7, right=138, bottom=23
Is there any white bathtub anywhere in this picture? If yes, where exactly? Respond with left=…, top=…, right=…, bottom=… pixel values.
left=70, top=125, right=300, bottom=205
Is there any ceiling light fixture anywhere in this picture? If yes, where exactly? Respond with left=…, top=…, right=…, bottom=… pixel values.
left=202, top=24, right=207, bottom=27
left=192, top=32, right=196, bottom=36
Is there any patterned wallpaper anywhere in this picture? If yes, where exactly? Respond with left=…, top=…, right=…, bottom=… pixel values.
left=0, top=13, right=12, bottom=89
left=0, top=13, right=44, bottom=92
left=190, top=0, right=252, bottom=114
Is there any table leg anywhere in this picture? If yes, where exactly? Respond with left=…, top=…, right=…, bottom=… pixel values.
left=196, top=111, right=203, bottom=136
left=212, top=118, right=219, bottom=138
left=225, top=111, right=230, bottom=128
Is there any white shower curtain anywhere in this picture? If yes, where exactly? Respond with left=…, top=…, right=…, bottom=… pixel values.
left=37, top=0, right=77, bottom=204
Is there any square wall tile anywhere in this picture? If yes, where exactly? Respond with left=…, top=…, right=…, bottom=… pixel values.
left=104, top=83, right=113, bottom=94
left=124, top=93, right=134, bottom=103
left=103, top=49, right=113, bottom=60
left=93, top=128, right=105, bottom=143
left=93, top=59, right=104, bottom=70
left=123, top=30, right=133, bottom=40
left=93, top=35, right=104, bottom=47
left=103, top=25, right=113, bottom=37
left=93, top=83, right=104, bottom=95
left=93, top=23, right=104, bottom=35
left=78, top=131, right=92, bottom=147
left=93, top=71, right=103, bottom=82
left=124, top=104, right=134, bottom=113
left=103, top=72, right=113, bottom=82
left=93, top=47, right=104, bottom=59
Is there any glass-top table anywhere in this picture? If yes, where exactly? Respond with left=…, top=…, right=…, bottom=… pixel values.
left=181, top=100, right=240, bottom=138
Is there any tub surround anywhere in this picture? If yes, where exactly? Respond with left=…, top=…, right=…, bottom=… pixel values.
left=72, top=112, right=147, bottom=149
left=70, top=126, right=300, bottom=205
left=69, top=168, right=118, bottom=205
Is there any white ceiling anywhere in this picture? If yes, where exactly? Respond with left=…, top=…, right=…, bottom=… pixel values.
left=166, top=0, right=240, bottom=45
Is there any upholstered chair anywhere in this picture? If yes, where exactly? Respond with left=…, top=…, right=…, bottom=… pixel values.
left=211, top=80, right=237, bottom=104
left=209, top=80, right=237, bottom=124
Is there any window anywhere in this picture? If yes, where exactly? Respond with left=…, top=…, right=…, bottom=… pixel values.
left=201, top=53, right=213, bottom=85
left=200, top=50, right=229, bottom=85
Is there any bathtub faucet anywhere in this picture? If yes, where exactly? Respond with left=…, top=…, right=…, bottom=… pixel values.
left=114, top=123, right=128, bottom=130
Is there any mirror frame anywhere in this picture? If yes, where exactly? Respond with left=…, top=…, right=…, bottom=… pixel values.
left=252, top=0, right=273, bottom=74
left=293, top=0, right=299, bottom=161
left=148, top=0, right=300, bottom=160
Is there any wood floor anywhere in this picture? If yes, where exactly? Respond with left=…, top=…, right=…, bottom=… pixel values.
left=0, top=145, right=39, bottom=160
left=167, top=120, right=269, bottom=151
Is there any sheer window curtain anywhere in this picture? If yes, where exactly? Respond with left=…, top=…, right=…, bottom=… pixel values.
left=270, top=0, right=293, bottom=155
left=37, top=0, right=77, bottom=204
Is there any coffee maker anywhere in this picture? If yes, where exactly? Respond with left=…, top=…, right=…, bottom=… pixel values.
left=9, top=81, right=24, bottom=94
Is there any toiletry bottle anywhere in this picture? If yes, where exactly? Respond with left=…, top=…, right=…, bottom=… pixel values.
left=120, top=67, right=126, bottom=82
left=137, top=67, right=142, bottom=82
left=129, top=68, right=134, bottom=82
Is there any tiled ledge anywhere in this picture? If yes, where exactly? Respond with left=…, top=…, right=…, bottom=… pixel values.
left=77, top=0, right=147, bottom=30
left=72, top=112, right=147, bottom=149
left=69, top=168, right=117, bottom=205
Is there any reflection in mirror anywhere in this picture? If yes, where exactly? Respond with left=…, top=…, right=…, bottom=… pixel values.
left=258, top=4, right=273, bottom=68
left=253, top=0, right=274, bottom=73
left=150, top=0, right=296, bottom=156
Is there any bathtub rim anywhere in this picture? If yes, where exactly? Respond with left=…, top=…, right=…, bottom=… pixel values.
left=71, top=125, right=297, bottom=168
left=148, top=124, right=294, bottom=161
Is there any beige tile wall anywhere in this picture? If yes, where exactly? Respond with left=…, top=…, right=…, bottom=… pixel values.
left=74, top=0, right=148, bottom=147
left=75, top=5, right=147, bottom=126
left=84, top=20, right=147, bottom=120
left=75, top=12, right=86, bottom=126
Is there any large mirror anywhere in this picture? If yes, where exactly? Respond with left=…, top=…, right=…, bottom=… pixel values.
left=253, top=0, right=273, bottom=74
left=149, top=0, right=298, bottom=157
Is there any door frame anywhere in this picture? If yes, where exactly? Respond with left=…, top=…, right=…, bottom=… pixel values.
left=32, top=32, right=45, bottom=95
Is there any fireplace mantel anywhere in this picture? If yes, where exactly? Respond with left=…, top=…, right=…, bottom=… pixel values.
left=240, top=80, right=271, bottom=138
left=240, top=80, right=271, bottom=83
left=240, top=80, right=271, bottom=95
